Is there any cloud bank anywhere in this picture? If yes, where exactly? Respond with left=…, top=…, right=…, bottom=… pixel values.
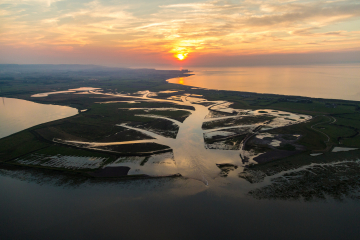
left=1, top=0, right=359, bottom=66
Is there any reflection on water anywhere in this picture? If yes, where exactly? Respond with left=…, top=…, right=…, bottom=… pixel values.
left=107, top=152, right=177, bottom=176
left=0, top=97, right=78, bottom=139
left=1, top=165, right=360, bottom=240
left=168, top=65, right=360, bottom=101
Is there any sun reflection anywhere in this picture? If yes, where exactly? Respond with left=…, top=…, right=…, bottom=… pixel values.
left=178, top=78, right=184, bottom=84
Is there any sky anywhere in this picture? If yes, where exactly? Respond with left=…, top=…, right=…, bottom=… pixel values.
left=1, top=0, right=360, bottom=68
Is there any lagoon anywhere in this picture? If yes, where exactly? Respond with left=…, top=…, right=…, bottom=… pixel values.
left=0, top=97, right=78, bottom=139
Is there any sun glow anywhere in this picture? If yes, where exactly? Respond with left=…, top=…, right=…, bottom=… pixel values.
left=175, top=53, right=188, bottom=61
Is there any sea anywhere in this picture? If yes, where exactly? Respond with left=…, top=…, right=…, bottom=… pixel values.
left=168, top=64, right=360, bottom=101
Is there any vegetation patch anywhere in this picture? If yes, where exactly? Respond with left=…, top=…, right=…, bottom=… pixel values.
left=129, top=118, right=179, bottom=138
left=205, top=134, right=246, bottom=150
left=276, top=143, right=296, bottom=151
left=248, top=159, right=360, bottom=201
left=93, top=143, right=171, bottom=154
left=268, top=116, right=328, bottom=150
left=0, top=131, right=50, bottom=162
left=202, top=115, right=274, bottom=130
left=216, top=163, right=238, bottom=177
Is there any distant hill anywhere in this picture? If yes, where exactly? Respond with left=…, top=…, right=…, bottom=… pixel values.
left=0, top=64, right=123, bottom=72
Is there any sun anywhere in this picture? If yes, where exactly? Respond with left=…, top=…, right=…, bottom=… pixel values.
left=177, top=54, right=185, bottom=60
left=171, top=46, right=189, bottom=61
left=175, top=53, right=188, bottom=61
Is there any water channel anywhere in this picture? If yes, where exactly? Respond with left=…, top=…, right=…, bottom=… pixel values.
left=55, top=90, right=309, bottom=185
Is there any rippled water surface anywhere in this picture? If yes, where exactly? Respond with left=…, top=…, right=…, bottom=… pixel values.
left=168, top=65, right=360, bottom=101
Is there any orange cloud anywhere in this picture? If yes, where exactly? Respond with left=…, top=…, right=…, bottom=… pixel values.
left=0, top=0, right=360, bottom=62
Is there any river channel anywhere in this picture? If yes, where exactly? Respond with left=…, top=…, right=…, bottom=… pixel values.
left=55, top=90, right=310, bottom=185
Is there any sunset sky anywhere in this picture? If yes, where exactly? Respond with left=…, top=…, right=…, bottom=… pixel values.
left=1, top=0, right=360, bottom=67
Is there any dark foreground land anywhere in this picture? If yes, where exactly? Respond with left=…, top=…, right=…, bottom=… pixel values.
left=1, top=64, right=360, bottom=199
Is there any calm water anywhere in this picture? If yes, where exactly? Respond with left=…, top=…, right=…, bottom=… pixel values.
left=1, top=170, right=360, bottom=240
left=0, top=97, right=77, bottom=139
left=168, top=65, right=360, bottom=101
